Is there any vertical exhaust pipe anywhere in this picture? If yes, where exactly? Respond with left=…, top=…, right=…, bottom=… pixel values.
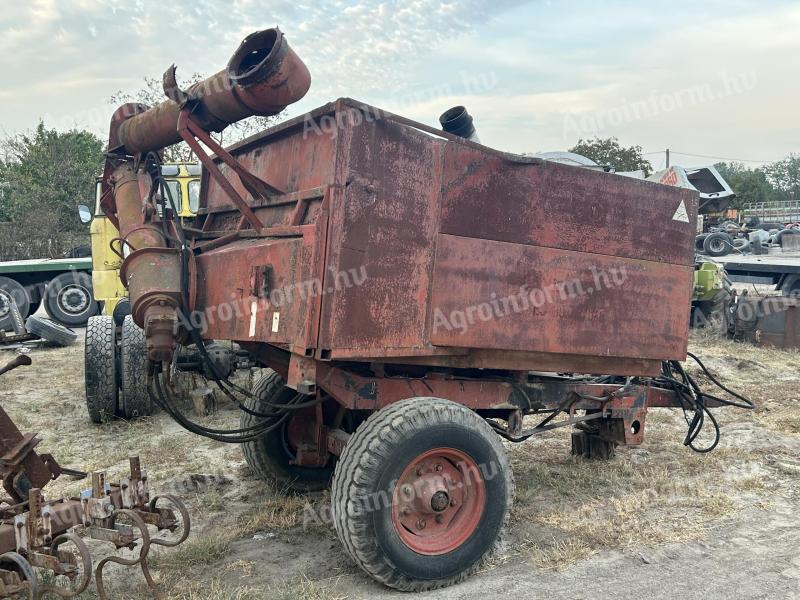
left=439, top=106, right=480, bottom=143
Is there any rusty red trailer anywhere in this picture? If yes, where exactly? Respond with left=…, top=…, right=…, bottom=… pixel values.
left=89, top=27, right=751, bottom=593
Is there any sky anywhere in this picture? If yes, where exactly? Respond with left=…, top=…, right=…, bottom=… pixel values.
left=0, top=0, right=798, bottom=169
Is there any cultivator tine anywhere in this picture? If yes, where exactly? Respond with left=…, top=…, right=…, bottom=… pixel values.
left=94, top=508, right=155, bottom=600
left=33, top=533, right=92, bottom=598
left=0, top=457, right=190, bottom=599
left=0, top=551, right=37, bottom=599
left=148, top=494, right=191, bottom=547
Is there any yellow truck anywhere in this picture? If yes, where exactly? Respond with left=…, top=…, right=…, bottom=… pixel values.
left=81, top=163, right=200, bottom=422
left=80, top=162, right=201, bottom=320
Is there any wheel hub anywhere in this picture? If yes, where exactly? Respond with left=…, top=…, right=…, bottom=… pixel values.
left=392, top=447, right=486, bottom=555
left=59, top=285, right=90, bottom=315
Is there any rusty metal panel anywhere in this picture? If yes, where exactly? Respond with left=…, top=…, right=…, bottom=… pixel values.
left=439, top=146, right=698, bottom=266
left=195, top=234, right=318, bottom=347
left=194, top=100, right=696, bottom=373
left=429, top=233, right=692, bottom=361
left=318, top=108, right=441, bottom=355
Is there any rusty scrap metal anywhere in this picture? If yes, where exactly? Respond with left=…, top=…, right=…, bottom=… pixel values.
left=728, top=291, right=800, bottom=348
left=108, top=28, right=310, bottom=155
left=0, top=357, right=190, bottom=598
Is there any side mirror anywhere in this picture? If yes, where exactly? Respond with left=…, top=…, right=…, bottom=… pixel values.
left=78, top=205, right=92, bottom=224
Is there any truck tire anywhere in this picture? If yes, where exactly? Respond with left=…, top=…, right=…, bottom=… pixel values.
left=703, top=232, right=732, bottom=257
left=85, top=316, right=118, bottom=423
left=25, top=315, right=78, bottom=346
left=120, top=316, right=152, bottom=419
left=732, top=238, right=749, bottom=252
left=331, top=398, right=513, bottom=592
left=44, top=272, right=99, bottom=327
left=240, top=370, right=333, bottom=492
left=0, top=276, right=31, bottom=331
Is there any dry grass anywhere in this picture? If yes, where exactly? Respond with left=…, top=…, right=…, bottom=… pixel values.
left=511, top=330, right=800, bottom=571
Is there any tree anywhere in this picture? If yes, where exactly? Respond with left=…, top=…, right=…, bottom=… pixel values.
left=764, top=154, right=800, bottom=202
left=569, top=137, right=653, bottom=176
left=0, top=122, right=103, bottom=232
left=714, top=162, right=778, bottom=209
left=109, top=75, right=284, bottom=162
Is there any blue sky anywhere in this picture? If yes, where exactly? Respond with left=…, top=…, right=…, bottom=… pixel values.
left=1, top=0, right=797, bottom=168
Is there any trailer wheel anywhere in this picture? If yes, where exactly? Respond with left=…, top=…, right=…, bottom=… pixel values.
left=120, top=316, right=152, bottom=419
left=0, top=276, right=31, bottom=331
left=85, top=316, right=119, bottom=423
left=44, top=272, right=99, bottom=327
left=240, top=370, right=333, bottom=492
left=332, top=397, right=513, bottom=591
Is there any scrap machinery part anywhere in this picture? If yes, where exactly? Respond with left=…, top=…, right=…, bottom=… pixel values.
left=102, top=27, right=311, bottom=362
left=92, top=27, right=755, bottom=591
left=0, top=356, right=190, bottom=598
left=108, top=28, right=311, bottom=156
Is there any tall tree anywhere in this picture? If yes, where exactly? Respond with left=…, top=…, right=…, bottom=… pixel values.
left=569, top=137, right=653, bottom=176
left=109, top=75, right=284, bottom=162
left=764, top=154, right=800, bottom=202
left=0, top=122, right=103, bottom=232
left=714, top=162, right=778, bottom=209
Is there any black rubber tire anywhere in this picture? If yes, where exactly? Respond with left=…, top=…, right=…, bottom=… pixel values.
left=694, top=234, right=708, bottom=251
left=25, top=315, right=78, bottom=346
left=331, top=397, right=513, bottom=592
left=120, top=316, right=152, bottom=419
left=84, top=316, right=119, bottom=423
left=732, top=238, right=749, bottom=251
left=240, top=370, right=334, bottom=492
left=703, top=232, right=732, bottom=257
left=0, top=276, right=31, bottom=332
left=43, top=272, right=99, bottom=327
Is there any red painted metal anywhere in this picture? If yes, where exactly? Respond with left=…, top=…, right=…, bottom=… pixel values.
left=190, top=99, right=697, bottom=374
left=392, top=448, right=485, bottom=556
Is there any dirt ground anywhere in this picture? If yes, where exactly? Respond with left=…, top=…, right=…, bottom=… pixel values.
left=0, top=328, right=799, bottom=599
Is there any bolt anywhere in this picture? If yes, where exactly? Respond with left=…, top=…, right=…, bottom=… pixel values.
left=416, top=519, right=426, bottom=530
left=416, top=466, right=424, bottom=476
left=450, top=499, right=458, bottom=507
left=16, top=523, right=23, bottom=529
left=435, top=514, right=445, bottom=524
left=401, top=484, right=412, bottom=497
left=401, top=507, right=411, bottom=517
left=435, top=464, right=443, bottom=472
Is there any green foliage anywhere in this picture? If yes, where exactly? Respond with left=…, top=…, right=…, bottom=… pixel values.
left=569, top=137, right=653, bottom=176
left=764, top=153, right=800, bottom=202
left=714, top=162, right=778, bottom=209
left=0, top=122, right=103, bottom=232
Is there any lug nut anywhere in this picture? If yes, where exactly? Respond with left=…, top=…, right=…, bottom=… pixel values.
left=416, top=466, right=424, bottom=476
left=416, top=519, right=426, bottom=530
left=435, top=464, right=443, bottom=472
left=435, top=514, right=444, bottom=524
left=401, top=507, right=411, bottom=517
left=450, top=499, right=458, bottom=507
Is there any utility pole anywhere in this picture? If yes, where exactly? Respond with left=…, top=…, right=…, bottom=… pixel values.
left=665, top=148, right=670, bottom=168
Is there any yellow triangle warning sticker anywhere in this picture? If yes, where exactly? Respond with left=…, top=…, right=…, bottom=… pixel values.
left=672, top=200, right=689, bottom=223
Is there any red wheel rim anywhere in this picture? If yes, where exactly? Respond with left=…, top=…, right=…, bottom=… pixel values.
left=391, top=447, right=486, bottom=555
